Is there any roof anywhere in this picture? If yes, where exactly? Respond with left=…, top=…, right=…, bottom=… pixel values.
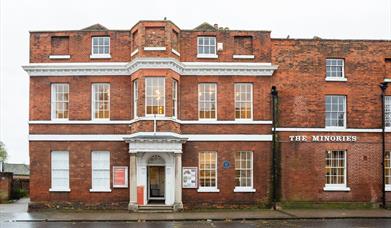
left=3, top=163, right=30, bottom=176
left=81, top=23, right=109, bottom=31
left=193, top=22, right=217, bottom=31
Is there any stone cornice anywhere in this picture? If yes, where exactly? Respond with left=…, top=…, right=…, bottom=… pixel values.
left=22, top=58, right=278, bottom=76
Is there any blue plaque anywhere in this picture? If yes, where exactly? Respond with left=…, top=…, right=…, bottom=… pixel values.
left=223, top=160, right=230, bottom=169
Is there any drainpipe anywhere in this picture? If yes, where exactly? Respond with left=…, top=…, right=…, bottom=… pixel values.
left=380, top=82, right=388, bottom=208
left=271, top=86, right=278, bottom=209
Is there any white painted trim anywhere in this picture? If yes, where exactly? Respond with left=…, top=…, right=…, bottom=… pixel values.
left=325, top=77, right=347, bottom=82
left=49, top=188, right=71, bottom=192
left=323, top=186, right=351, bottom=192
left=23, top=57, right=278, bottom=76
left=384, top=79, right=391, bottom=83
left=49, top=55, right=71, bottom=59
left=89, top=54, right=112, bottom=59
left=197, top=187, right=220, bottom=192
left=144, top=47, right=166, bottom=51
left=386, top=185, right=391, bottom=191
left=131, top=49, right=139, bottom=57
left=29, top=133, right=272, bottom=142
left=233, top=187, right=256, bottom=192
left=171, top=49, right=180, bottom=56
left=275, top=127, right=382, bottom=133
left=233, top=55, right=255, bottom=59
left=28, top=118, right=273, bottom=125
left=89, top=188, right=112, bottom=192
left=197, top=54, right=218, bottom=59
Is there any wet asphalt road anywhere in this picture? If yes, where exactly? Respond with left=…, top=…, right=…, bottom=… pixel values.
left=1, top=219, right=391, bottom=228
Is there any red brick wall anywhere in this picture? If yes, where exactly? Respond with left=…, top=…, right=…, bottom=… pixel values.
left=182, top=141, right=271, bottom=208
left=30, top=31, right=131, bottom=63
left=271, top=39, right=391, bottom=129
left=180, top=30, right=271, bottom=62
left=29, top=141, right=129, bottom=204
left=0, top=172, right=13, bottom=203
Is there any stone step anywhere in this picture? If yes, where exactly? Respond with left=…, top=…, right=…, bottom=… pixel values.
left=138, top=204, right=174, bottom=212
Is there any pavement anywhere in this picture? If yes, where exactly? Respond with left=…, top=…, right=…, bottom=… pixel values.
left=1, top=198, right=391, bottom=223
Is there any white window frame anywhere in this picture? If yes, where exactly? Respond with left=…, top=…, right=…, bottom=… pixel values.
left=234, top=83, right=253, bottom=120
left=197, top=151, right=219, bottom=192
left=91, top=83, right=110, bottom=120
left=325, top=58, right=346, bottom=81
left=197, top=36, right=218, bottom=58
left=385, top=151, right=391, bottom=191
left=324, top=150, right=350, bottom=191
left=325, top=95, right=346, bottom=129
left=172, top=79, right=178, bottom=118
left=51, top=83, right=69, bottom=121
left=90, top=36, right=111, bottom=59
left=50, top=151, right=70, bottom=192
left=133, top=80, right=138, bottom=118
left=234, top=151, right=255, bottom=192
left=90, top=151, right=111, bottom=192
left=198, top=83, right=217, bottom=120
left=145, top=77, right=166, bottom=116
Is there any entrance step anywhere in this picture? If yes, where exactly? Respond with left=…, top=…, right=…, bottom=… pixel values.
left=138, top=204, right=174, bottom=213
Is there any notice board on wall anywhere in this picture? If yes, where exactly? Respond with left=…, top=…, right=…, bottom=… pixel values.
left=182, top=167, right=197, bottom=188
left=113, top=166, right=128, bottom=188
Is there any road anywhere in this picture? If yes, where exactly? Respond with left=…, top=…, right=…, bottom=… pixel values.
left=2, top=219, right=391, bottom=228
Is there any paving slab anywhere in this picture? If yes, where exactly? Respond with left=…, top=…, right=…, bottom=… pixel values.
left=283, top=209, right=391, bottom=219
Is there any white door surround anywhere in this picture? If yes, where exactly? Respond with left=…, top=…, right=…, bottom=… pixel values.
left=124, top=132, right=187, bottom=211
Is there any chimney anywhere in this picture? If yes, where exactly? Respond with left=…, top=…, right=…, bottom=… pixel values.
left=214, top=24, right=218, bottom=29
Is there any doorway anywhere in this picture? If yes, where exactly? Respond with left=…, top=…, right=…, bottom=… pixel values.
left=147, top=166, right=165, bottom=203
left=147, top=155, right=166, bottom=204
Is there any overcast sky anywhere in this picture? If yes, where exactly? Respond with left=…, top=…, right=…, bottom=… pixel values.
left=0, top=0, right=390, bottom=164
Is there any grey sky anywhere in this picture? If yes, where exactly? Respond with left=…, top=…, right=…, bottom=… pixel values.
left=0, top=0, right=390, bottom=164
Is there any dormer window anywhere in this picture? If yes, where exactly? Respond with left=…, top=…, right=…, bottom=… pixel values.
left=90, top=36, right=111, bottom=59
left=197, top=37, right=217, bottom=58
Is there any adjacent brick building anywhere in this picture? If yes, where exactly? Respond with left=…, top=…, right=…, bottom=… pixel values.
left=23, top=21, right=391, bottom=211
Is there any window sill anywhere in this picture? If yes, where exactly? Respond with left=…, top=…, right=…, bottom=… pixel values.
left=51, top=118, right=69, bottom=121
left=49, top=55, right=71, bottom=59
left=234, top=187, right=256, bottom=192
left=89, top=188, right=112, bottom=192
left=197, top=188, right=220, bottom=193
left=90, top=54, right=111, bottom=59
left=233, top=55, right=255, bottom=59
left=323, top=186, right=351, bottom=192
left=49, top=188, right=71, bottom=192
left=325, top=126, right=346, bottom=130
left=197, top=54, right=218, bottom=59
left=144, top=47, right=166, bottom=51
left=91, top=118, right=111, bottom=121
left=198, top=118, right=217, bottom=121
left=386, top=185, right=391, bottom=191
left=325, top=77, right=347, bottom=82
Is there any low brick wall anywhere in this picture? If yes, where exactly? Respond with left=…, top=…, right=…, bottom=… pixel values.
left=0, top=172, right=13, bottom=203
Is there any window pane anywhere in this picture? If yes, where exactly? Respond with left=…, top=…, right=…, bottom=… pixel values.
left=325, top=150, right=346, bottom=186
left=235, top=151, right=253, bottom=187
left=199, top=152, right=217, bottom=188
left=92, top=84, right=110, bottom=119
left=199, top=83, right=217, bottom=119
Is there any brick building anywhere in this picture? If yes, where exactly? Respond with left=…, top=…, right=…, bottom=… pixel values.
left=23, top=21, right=391, bottom=211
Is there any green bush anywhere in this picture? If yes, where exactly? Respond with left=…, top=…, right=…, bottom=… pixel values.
left=12, top=188, right=28, bottom=199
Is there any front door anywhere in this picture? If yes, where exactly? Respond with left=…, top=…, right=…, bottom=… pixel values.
left=147, top=166, right=165, bottom=202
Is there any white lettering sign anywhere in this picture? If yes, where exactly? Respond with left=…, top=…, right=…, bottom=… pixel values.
left=289, top=135, right=357, bottom=142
